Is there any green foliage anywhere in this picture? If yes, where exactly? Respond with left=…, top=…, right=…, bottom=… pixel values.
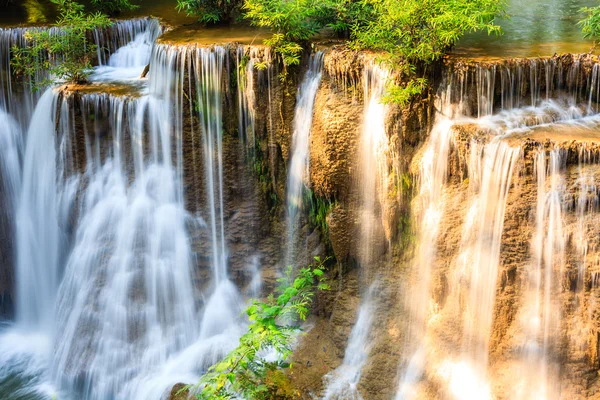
left=349, top=0, right=505, bottom=104
left=304, top=189, right=334, bottom=238
left=91, top=0, right=139, bottom=15
left=321, top=0, right=374, bottom=38
left=195, top=257, right=330, bottom=399
left=243, top=0, right=329, bottom=69
left=176, top=0, right=240, bottom=24
left=352, top=0, right=505, bottom=63
left=381, top=77, right=427, bottom=106
left=11, top=0, right=111, bottom=87
left=579, top=6, right=600, bottom=41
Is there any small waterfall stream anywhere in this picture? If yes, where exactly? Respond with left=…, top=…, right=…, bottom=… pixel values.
left=285, top=51, right=324, bottom=267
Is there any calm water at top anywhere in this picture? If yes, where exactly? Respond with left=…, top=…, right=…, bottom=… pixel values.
left=453, top=0, right=598, bottom=59
left=0, top=0, right=598, bottom=59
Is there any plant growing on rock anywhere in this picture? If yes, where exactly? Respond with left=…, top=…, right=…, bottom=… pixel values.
left=351, top=0, right=506, bottom=104
left=11, top=0, right=112, bottom=87
left=191, top=257, right=330, bottom=399
left=91, top=0, right=139, bottom=16
left=243, top=0, right=330, bottom=71
left=176, top=0, right=241, bottom=24
left=579, top=5, right=600, bottom=42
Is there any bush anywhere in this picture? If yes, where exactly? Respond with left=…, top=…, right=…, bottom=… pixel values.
left=351, top=0, right=506, bottom=104
left=244, top=0, right=329, bottom=68
left=11, top=0, right=112, bottom=87
left=176, top=0, right=241, bottom=24
left=579, top=6, right=600, bottom=41
left=91, top=0, right=139, bottom=15
left=194, top=257, right=330, bottom=399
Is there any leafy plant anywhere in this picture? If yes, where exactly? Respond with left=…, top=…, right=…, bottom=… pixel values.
left=11, top=0, right=112, bottom=87
left=243, top=0, right=329, bottom=70
left=91, top=0, right=139, bottom=15
left=351, top=0, right=506, bottom=104
left=194, top=257, right=330, bottom=399
left=176, top=0, right=241, bottom=24
left=579, top=6, right=600, bottom=41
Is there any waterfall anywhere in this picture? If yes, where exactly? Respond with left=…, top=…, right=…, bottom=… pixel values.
left=453, top=140, right=521, bottom=398
left=0, top=22, right=248, bottom=399
left=15, top=90, right=64, bottom=330
left=93, top=18, right=162, bottom=67
left=514, top=148, right=566, bottom=399
left=92, top=18, right=162, bottom=81
left=322, top=283, right=378, bottom=399
left=0, top=109, right=21, bottom=316
left=285, top=51, right=324, bottom=267
left=396, top=76, right=457, bottom=400
left=357, top=64, right=390, bottom=266
left=192, top=46, right=243, bottom=340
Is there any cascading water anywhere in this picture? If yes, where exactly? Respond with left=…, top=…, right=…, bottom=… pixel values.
left=322, top=63, right=391, bottom=399
left=396, top=75, right=457, bottom=400
left=323, top=283, right=378, bottom=400
left=0, top=21, right=249, bottom=399
left=514, top=148, right=566, bottom=399
left=453, top=139, right=521, bottom=399
left=92, top=18, right=162, bottom=81
left=285, top=51, right=323, bottom=267
left=357, top=64, right=390, bottom=267
left=16, top=90, right=69, bottom=330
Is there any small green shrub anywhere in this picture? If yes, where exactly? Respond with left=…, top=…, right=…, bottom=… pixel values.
left=11, top=0, right=112, bottom=87
left=91, top=0, right=139, bottom=15
left=243, top=0, right=330, bottom=70
left=176, top=0, right=241, bottom=24
left=194, top=257, right=330, bottom=399
left=351, top=0, right=506, bottom=104
left=579, top=6, right=600, bottom=41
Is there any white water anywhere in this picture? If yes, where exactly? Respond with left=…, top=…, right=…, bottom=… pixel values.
left=0, top=25, right=248, bottom=400
left=93, top=18, right=162, bottom=80
left=16, top=90, right=64, bottom=330
left=455, top=139, right=521, bottom=395
left=357, top=64, right=390, bottom=266
left=285, top=51, right=324, bottom=267
left=322, top=283, right=378, bottom=399
left=514, top=148, right=566, bottom=399
left=396, top=77, right=457, bottom=400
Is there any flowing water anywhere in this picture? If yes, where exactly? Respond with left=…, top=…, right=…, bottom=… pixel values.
left=395, top=55, right=600, bottom=399
left=0, top=20, right=246, bottom=400
left=323, top=283, right=378, bottom=400
left=5, top=6, right=600, bottom=400
left=285, top=51, right=324, bottom=267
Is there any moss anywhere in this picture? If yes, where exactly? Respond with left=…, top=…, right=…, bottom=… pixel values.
left=303, top=188, right=336, bottom=240
left=251, top=140, right=280, bottom=213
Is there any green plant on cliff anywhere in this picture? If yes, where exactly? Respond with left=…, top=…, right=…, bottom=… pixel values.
left=304, top=189, right=334, bottom=239
left=176, top=0, right=241, bottom=24
left=350, top=0, right=506, bottom=104
left=243, top=0, right=329, bottom=72
left=91, top=0, right=139, bottom=15
left=11, top=0, right=111, bottom=87
left=193, top=257, right=330, bottom=399
left=579, top=5, right=600, bottom=42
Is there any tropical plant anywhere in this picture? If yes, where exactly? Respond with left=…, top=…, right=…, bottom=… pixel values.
left=194, top=257, right=330, bottom=399
left=176, top=0, right=241, bottom=24
left=243, top=0, right=329, bottom=69
left=11, top=0, right=112, bottom=87
left=351, top=0, right=506, bottom=104
left=579, top=5, right=600, bottom=42
left=91, top=0, right=139, bottom=15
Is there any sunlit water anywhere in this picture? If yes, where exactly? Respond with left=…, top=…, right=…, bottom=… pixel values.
left=0, top=19, right=247, bottom=400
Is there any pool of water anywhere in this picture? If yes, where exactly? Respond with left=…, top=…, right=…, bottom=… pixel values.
left=453, top=0, right=598, bottom=59
left=2, top=0, right=598, bottom=58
